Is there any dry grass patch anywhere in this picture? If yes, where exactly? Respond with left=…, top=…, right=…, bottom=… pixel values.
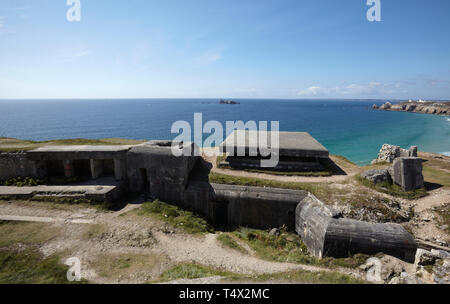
left=92, top=252, right=168, bottom=281
left=0, top=221, right=59, bottom=248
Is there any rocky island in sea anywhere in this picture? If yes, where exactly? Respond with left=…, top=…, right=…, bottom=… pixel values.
left=373, top=100, right=450, bottom=116
left=219, top=99, right=240, bottom=105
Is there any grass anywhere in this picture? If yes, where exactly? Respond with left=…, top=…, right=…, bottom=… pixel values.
left=216, top=234, right=247, bottom=254
left=136, top=200, right=213, bottom=234
left=208, top=172, right=339, bottom=201
left=0, top=137, right=146, bottom=152
left=92, top=252, right=167, bottom=280
left=0, top=177, right=45, bottom=187
left=153, top=262, right=367, bottom=284
left=0, top=248, right=84, bottom=284
left=151, top=263, right=232, bottom=283
left=0, top=221, right=59, bottom=248
left=82, top=224, right=108, bottom=240
left=423, top=166, right=450, bottom=189
left=435, top=203, right=450, bottom=233
left=228, top=269, right=367, bottom=284
left=232, top=227, right=370, bottom=269
left=357, top=176, right=428, bottom=200
left=0, top=221, right=84, bottom=284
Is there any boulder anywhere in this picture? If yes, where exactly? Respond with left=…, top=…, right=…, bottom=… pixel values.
left=414, top=249, right=437, bottom=267
left=372, top=104, right=379, bottom=109
left=380, top=102, right=392, bottom=110
left=391, top=157, right=424, bottom=191
left=360, top=169, right=392, bottom=184
left=433, top=259, right=450, bottom=284
left=431, top=249, right=450, bottom=259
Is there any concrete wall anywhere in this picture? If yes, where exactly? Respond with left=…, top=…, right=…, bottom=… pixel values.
left=127, top=142, right=199, bottom=204
left=0, top=153, right=37, bottom=180
left=184, top=181, right=308, bottom=229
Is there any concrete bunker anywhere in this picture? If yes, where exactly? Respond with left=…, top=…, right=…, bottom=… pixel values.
left=219, top=130, right=330, bottom=172
left=26, top=145, right=129, bottom=182
left=295, top=194, right=417, bottom=262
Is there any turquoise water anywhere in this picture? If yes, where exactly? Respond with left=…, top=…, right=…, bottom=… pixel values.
left=0, top=99, right=449, bottom=165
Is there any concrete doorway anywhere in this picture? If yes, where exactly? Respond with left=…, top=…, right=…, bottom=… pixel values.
left=139, top=168, right=149, bottom=194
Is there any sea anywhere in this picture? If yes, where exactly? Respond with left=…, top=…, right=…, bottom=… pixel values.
left=0, top=99, right=449, bottom=166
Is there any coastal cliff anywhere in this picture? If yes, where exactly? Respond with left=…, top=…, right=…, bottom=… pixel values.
left=373, top=101, right=450, bottom=116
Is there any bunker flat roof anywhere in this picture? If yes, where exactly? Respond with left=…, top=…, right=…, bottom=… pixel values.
left=220, top=131, right=329, bottom=158
left=26, top=145, right=133, bottom=160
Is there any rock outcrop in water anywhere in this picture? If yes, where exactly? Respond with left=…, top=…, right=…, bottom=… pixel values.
left=375, top=100, right=450, bottom=116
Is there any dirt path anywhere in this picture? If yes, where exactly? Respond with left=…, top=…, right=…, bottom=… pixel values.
left=0, top=200, right=357, bottom=283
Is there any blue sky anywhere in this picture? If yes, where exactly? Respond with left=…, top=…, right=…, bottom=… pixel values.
left=0, top=0, right=449, bottom=99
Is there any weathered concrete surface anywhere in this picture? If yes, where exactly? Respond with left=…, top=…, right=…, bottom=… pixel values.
left=360, top=169, right=392, bottom=184
left=184, top=182, right=308, bottom=229
left=391, top=157, right=424, bottom=191
left=0, top=152, right=37, bottom=180
left=220, top=130, right=329, bottom=158
left=296, top=194, right=417, bottom=262
left=0, top=184, right=120, bottom=203
left=127, top=141, right=199, bottom=204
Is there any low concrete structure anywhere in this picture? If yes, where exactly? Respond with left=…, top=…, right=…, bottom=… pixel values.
left=27, top=145, right=130, bottom=181
left=184, top=182, right=308, bottom=229
left=219, top=131, right=330, bottom=171
left=0, top=184, right=120, bottom=203
left=391, top=157, right=424, bottom=191
left=295, top=194, right=417, bottom=262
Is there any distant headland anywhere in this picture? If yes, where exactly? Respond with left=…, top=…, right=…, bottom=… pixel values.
left=373, top=100, right=450, bottom=116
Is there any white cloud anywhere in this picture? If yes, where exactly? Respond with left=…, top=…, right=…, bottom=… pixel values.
left=297, top=82, right=403, bottom=98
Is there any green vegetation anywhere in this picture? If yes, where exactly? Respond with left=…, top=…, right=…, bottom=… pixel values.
left=137, top=200, right=213, bottom=234
left=423, top=166, right=450, bottom=189
left=357, top=176, right=428, bottom=200
left=209, top=172, right=339, bottom=201
left=0, top=248, right=83, bottom=284
left=82, top=224, right=108, bottom=240
left=0, top=221, right=59, bottom=248
left=152, top=263, right=232, bottom=283
left=331, top=154, right=357, bottom=166
left=93, top=252, right=167, bottom=280
left=232, top=226, right=369, bottom=269
left=0, top=137, right=146, bottom=152
left=230, top=269, right=367, bottom=284
left=153, top=262, right=367, bottom=284
left=435, top=203, right=450, bottom=233
left=216, top=234, right=247, bottom=254
left=0, top=177, right=45, bottom=187
left=0, top=221, right=84, bottom=284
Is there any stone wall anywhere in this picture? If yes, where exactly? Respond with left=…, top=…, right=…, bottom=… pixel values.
left=372, top=144, right=418, bottom=164
left=0, top=153, right=37, bottom=180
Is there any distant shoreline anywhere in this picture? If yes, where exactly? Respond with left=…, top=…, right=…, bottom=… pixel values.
left=373, top=101, right=450, bottom=116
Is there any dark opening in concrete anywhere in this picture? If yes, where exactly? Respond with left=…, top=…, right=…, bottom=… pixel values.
left=73, top=160, right=91, bottom=178
left=139, top=168, right=149, bottom=194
